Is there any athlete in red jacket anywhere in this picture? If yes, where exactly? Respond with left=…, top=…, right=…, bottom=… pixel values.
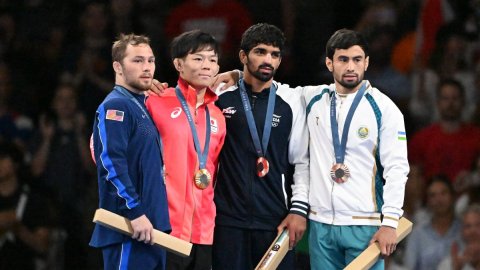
left=146, top=30, right=226, bottom=270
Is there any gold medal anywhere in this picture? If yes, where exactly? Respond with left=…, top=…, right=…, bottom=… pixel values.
left=194, top=169, right=211, bottom=189
left=256, top=157, right=269, bottom=177
left=330, top=163, right=350, bottom=183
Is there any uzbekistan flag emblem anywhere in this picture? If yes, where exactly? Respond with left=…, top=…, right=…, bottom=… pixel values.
left=397, top=131, right=406, bottom=141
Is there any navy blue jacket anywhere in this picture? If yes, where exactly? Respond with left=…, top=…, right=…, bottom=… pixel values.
left=215, top=82, right=309, bottom=230
left=90, top=86, right=170, bottom=248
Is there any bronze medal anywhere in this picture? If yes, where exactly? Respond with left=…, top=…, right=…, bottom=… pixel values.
left=330, top=163, right=350, bottom=183
left=256, top=157, right=269, bottom=177
left=194, top=169, right=211, bottom=189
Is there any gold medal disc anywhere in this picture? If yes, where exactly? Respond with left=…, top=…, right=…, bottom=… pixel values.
left=194, top=169, right=211, bottom=189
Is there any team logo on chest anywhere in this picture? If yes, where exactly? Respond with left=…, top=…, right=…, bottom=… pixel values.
left=171, top=107, right=182, bottom=119
left=357, top=126, right=369, bottom=139
left=272, top=114, right=281, bottom=127
left=210, top=118, right=218, bottom=133
left=222, top=106, right=237, bottom=118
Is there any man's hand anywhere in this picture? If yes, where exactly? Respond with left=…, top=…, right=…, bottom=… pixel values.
left=130, top=215, right=154, bottom=245
left=277, top=214, right=307, bottom=249
left=147, top=79, right=168, bottom=96
left=369, top=226, right=397, bottom=256
left=211, top=70, right=240, bottom=92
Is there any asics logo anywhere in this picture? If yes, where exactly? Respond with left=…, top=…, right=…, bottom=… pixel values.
left=171, top=107, right=182, bottom=118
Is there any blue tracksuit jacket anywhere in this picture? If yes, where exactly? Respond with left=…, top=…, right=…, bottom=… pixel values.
left=90, top=86, right=170, bottom=248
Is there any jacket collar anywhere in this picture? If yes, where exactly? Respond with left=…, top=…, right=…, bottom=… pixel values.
left=177, top=78, right=218, bottom=106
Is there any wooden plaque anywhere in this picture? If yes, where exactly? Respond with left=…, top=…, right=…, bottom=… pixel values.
left=344, top=217, right=413, bottom=270
left=92, top=208, right=192, bottom=257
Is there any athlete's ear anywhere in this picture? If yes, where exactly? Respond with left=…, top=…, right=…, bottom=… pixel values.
left=113, top=61, right=123, bottom=75
left=365, top=56, right=369, bottom=71
left=239, top=50, right=247, bottom=65
left=173, top=58, right=183, bottom=72
left=325, top=57, right=333, bottom=72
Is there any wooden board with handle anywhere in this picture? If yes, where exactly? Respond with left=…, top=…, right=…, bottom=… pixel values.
left=92, top=208, right=192, bottom=257
left=255, top=229, right=290, bottom=270
left=344, top=217, right=413, bottom=270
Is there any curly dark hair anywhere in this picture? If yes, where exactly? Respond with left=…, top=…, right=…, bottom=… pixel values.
left=240, top=23, right=285, bottom=55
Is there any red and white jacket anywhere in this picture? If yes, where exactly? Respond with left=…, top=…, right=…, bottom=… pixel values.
left=146, top=79, right=226, bottom=244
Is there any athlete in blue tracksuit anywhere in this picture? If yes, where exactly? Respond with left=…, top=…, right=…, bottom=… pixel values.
left=90, top=34, right=170, bottom=270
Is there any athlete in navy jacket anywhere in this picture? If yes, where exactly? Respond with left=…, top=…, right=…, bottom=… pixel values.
left=212, top=24, right=309, bottom=270
left=90, top=33, right=170, bottom=270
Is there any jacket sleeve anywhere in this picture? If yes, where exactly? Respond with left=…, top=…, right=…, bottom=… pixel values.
left=276, top=82, right=310, bottom=218
left=94, top=99, right=145, bottom=220
left=378, top=96, right=410, bottom=228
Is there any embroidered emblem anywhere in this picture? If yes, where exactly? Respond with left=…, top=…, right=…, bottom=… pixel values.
left=106, top=110, right=124, bottom=122
left=210, top=118, right=218, bottom=133
left=222, top=107, right=237, bottom=118
left=272, top=114, right=281, bottom=127
left=357, top=126, right=369, bottom=139
left=398, top=131, right=407, bottom=141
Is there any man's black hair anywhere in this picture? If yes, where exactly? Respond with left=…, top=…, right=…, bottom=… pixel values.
left=240, top=23, right=285, bottom=54
left=170, top=30, right=219, bottom=60
left=326, top=29, right=369, bottom=60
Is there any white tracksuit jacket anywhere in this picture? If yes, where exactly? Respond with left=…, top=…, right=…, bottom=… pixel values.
left=277, top=80, right=409, bottom=229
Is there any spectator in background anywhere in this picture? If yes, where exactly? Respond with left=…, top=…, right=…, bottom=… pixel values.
left=0, top=141, right=54, bottom=270
left=364, top=26, right=411, bottom=112
left=409, top=24, right=477, bottom=129
left=408, top=78, right=480, bottom=184
left=0, top=62, right=33, bottom=149
left=30, top=83, right=94, bottom=270
left=60, top=1, right=114, bottom=122
left=437, top=204, right=480, bottom=270
left=110, top=0, right=143, bottom=35
left=454, top=154, right=480, bottom=216
left=404, top=175, right=462, bottom=270
left=355, top=0, right=398, bottom=34
left=164, top=0, right=252, bottom=74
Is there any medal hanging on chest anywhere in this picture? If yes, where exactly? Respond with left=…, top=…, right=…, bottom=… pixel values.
left=329, top=82, right=367, bottom=184
left=194, top=168, right=212, bottom=189
left=175, top=87, right=211, bottom=189
left=239, top=79, right=276, bottom=178
left=256, top=157, right=270, bottom=177
left=330, top=163, right=350, bottom=184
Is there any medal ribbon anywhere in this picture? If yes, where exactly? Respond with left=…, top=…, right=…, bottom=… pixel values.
left=239, top=79, right=276, bottom=158
left=175, top=87, right=211, bottom=169
left=330, top=82, right=367, bottom=164
left=114, top=85, right=164, bottom=158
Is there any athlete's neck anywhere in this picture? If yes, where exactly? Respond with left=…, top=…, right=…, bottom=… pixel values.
left=196, top=88, right=206, bottom=108
left=116, top=83, right=144, bottom=95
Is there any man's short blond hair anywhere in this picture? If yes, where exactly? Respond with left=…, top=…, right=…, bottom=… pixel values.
left=112, top=33, right=151, bottom=63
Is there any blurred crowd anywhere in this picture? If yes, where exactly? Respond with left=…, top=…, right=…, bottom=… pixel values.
left=0, top=0, right=479, bottom=269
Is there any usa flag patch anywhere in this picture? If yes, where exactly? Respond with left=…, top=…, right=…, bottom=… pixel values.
left=106, top=110, right=124, bottom=122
